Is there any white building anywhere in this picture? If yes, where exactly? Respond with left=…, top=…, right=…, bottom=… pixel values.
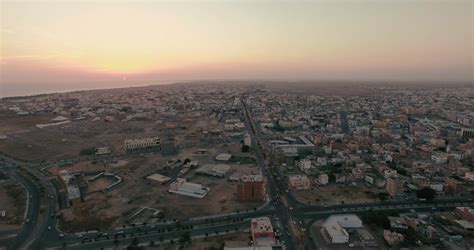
left=168, top=178, right=210, bottom=198
left=196, top=164, right=231, bottom=177
left=95, top=146, right=111, bottom=155
left=321, top=214, right=363, bottom=244
left=316, top=157, right=328, bottom=166
left=317, top=174, right=329, bottom=185
left=431, top=154, right=448, bottom=164
left=244, top=133, right=252, bottom=147
left=124, top=137, right=160, bottom=151
left=430, top=183, right=444, bottom=192
left=298, top=159, right=312, bottom=171
left=215, top=153, right=232, bottom=162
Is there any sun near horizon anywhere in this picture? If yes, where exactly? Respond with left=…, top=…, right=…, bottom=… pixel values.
left=1, top=0, right=473, bottom=86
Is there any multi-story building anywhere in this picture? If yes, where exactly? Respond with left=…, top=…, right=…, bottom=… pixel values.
left=298, top=159, right=312, bottom=171
left=124, top=136, right=160, bottom=151
left=250, top=217, right=277, bottom=247
left=455, top=207, right=474, bottom=222
left=386, top=176, right=404, bottom=197
left=461, top=128, right=474, bottom=141
left=288, top=174, right=310, bottom=190
left=237, top=175, right=266, bottom=201
left=317, top=174, right=329, bottom=185
left=243, top=133, right=252, bottom=147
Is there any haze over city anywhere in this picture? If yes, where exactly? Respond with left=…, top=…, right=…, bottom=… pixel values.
left=1, top=0, right=473, bottom=96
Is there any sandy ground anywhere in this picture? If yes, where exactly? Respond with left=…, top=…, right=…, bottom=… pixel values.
left=85, top=176, right=116, bottom=193
left=0, top=181, right=26, bottom=230
left=47, top=161, right=107, bottom=175
left=0, top=109, right=223, bottom=162
left=57, top=149, right=263, bottom=232
left=0, top=111, right=55, bottom=134
left=295, top=184, right=378, bottom=205
left=146, top=232, right=251, bottom=250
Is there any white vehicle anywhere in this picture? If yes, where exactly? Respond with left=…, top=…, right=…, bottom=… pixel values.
left=58, top=234, right=64, bottom=238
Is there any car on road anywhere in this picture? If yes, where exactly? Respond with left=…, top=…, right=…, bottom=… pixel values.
left=47, top=226, right=52, bottom=230
left=58, top=234, right=64, bottom=238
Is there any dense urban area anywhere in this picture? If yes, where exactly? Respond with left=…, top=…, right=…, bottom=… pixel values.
left=0, top=82, right=473, bottom=250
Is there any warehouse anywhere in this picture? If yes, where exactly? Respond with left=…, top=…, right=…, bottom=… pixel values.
left=168, top=178, right=210, bottom=198
left=196, top=164, right=231, bottom=177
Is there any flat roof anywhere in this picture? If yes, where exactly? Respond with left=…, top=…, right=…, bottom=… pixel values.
left=196, top=164, right=231, bottom=176
left=215, top=153, right=232, bottom=161
left=146, top=173, right=171, bottom=183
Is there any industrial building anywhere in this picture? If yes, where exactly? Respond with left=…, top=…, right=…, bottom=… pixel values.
left=168, top=178, right=210, bottom=198
left=124, top=136, right=160, bottom=151
left=196, top=164, right=231, bottom=177
left=251, top=217, right=277, bottom=247
left=321, top=214, right=363, bottom=244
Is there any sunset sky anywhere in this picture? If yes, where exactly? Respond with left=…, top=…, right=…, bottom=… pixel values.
left=1, top=0, right=473, bottom=94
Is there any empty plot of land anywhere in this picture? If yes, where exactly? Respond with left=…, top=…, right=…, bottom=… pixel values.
left=0, top=181, right=26, bottom=230
left=47, top=161, right=106, bottom=175
left=295, top=184, right=378, bottom=205
left=85, top=176, right=116, bottom=194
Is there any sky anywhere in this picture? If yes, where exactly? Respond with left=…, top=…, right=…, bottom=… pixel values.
left=0, top=0, right=473, bottom=96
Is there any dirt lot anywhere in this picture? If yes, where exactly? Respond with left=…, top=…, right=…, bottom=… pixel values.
left=0, top=118, right=168, bottom=161
left=0, top=109, right=222, bottom=162
left=57, top=148, right=263, bottom=232
left=0, top=111, right=55, bottom=134
left=295, top=183, right=378, bottom=205
left=0, top=180, right=26, bottom=230
left=46, top=161, right=106, bottom=175
left=149, top=232, right=251, bottom=250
